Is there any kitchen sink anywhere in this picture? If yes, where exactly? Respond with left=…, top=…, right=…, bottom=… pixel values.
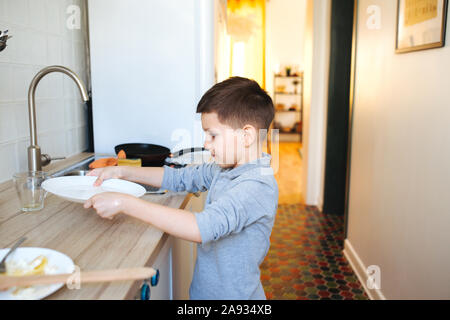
left=50, top=156, right=166, bottom=194
left=50, top=156, right=95, bottom=177
left=62, top=170, right=89, bottom=176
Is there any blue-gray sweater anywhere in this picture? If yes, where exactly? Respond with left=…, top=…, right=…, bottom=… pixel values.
left=161, top=153, right=278, bottom=300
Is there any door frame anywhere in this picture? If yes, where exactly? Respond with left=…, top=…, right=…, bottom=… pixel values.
left=343, top=0, right=359, bottom=238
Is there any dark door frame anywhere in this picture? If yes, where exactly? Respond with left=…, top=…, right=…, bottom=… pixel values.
left=322, top=0, right=358, bottom=240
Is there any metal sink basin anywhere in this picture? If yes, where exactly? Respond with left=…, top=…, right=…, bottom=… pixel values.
left=63, top=170, right=90, bottom=176
left=50, top=156, right=95, bottom=178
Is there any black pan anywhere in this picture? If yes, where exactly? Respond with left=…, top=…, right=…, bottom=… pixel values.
left=114, top=143, right=205, bottom=167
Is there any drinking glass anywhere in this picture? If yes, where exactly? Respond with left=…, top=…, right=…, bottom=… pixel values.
left=13, top=171, right=48, bottom=212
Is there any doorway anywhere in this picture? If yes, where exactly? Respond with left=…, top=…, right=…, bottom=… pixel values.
left=322, top=0, right=356, bottom=239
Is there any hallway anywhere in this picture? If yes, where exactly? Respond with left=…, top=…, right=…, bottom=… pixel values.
left=260, top=142, right=369, bottom=300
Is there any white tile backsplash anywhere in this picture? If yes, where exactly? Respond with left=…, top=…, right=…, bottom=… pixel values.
left=30, top=31, right=48, bottom=66
left=0, top=142, right=17, bottom=181
left=0, top=64, right=12, bottom=102
left=14, top=102, right=29, bottom=139
left=62, top=39, right=74, bottom=69
left=0, top=103, right=18, bottom=143
left=47, top=34, right=63, bottom=65
left=46, top=0, right=62, bottom=35
left=12, top=64, right=33, bottom=101
left=0, top=0, right=89, bottom=183
left=65, top=126, right=77, bottom=155
left=63, top=98, right=75, bottom=127
left=6, top=0, right=29, bottom=27
left=9, top=26, right=30, bottom=64
left=0, top=1, right=6, bottom=21
left=29, top=0, right=48, bottom=32
left=37, top=72, right=63, bottom=99
left=15, top=138, right=28, bottom=173
left=63, top=75, right=76, bottom=98
left=76, top=125, right=87, bottom=151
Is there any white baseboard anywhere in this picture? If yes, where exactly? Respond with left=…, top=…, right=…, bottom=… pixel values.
left=317, top=198, right=323, bottom=212
left=343, top=239, right=386, bottom=300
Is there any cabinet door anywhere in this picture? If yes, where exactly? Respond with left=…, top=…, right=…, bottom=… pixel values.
left=172, top=192, right=207, bottom=299
left=148, top=236, right=173, bottom=300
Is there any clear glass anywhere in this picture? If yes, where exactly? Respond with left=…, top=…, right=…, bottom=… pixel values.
left=13, top=171, right=48, bottom=212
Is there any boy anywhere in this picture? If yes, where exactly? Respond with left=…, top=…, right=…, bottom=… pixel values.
left=84, top=77, right=278, bottom=299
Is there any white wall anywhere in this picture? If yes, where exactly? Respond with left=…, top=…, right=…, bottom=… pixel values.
left=0, top=0, right=90, bottom=183
left=301, top=0, right=331, bottom=207
left=344, top=0, right=450, bottom=299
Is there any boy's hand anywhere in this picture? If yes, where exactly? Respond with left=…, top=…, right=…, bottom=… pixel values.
left=83, top=192, right=131, bottom=220
left=86, top=166, right=123, bottom=187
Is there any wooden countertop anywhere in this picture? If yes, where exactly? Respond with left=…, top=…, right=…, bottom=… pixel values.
left=0, top=152, right=191, bottom=299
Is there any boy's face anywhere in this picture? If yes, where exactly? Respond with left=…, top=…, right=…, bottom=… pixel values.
left=201, top=112, right=246, bottom=169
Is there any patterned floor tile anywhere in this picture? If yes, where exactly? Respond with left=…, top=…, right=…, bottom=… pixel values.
left=260, top=203, right=369, bottom=300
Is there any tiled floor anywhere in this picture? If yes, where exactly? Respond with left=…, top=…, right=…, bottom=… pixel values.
left=260, top=203, right=369, bottom=300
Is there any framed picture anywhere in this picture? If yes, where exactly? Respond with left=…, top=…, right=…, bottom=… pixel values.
left=396, top=0, right=448, bottom=53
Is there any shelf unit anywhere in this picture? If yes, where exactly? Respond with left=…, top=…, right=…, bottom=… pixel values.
left=273, top=72, right=303, bottom=142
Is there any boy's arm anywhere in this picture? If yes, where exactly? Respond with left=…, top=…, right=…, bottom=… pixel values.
left=84, top=192, right=202, bottom=243
left=118, top=162, right=218, bottom=193
left=119, top=166, right=165, bottom=188
left=122, top=196, right=202, bottom=243
left=160, top=162, right=219, bottom=193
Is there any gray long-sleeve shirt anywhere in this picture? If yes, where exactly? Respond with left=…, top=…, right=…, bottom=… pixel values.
left=161, top=152, right=278, bottom=299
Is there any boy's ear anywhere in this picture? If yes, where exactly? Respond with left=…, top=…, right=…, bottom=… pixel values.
left=242, top=124, right=257, bottom=147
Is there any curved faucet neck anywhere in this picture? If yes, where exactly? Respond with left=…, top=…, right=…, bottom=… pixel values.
left=27, top=65, right=89, bottom=172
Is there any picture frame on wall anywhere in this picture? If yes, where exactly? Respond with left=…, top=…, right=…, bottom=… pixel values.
left=396, top=0, right=448, bottom=53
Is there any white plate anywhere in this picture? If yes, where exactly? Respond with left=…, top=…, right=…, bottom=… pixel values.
left=0, top=247, right=75, bottom=300
left=42, top=176, right=146, bottom=203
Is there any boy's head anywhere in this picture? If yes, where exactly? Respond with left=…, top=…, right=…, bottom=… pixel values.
left=197, top=77, right=274, bottom=168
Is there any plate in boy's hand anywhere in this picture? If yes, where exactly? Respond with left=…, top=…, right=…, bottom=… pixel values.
left=42, top=176, right=146, bottom=203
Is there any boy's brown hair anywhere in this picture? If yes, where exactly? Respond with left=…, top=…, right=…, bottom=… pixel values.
left=196, top=77, right=274, bottom=131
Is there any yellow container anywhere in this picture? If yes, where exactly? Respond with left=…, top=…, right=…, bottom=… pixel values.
left=117, top=158, right=142, bottom=167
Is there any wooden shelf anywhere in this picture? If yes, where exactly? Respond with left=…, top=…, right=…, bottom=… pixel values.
left=274, top=72, right=304, bottom=144
left=277, top=131, right=301, bottom=135
left=274, top=92, right=301, bottom=95
left=274, top=74, right=303, bottom=78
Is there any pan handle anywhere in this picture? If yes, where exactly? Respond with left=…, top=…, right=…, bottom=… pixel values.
left=170, top=147, right=205, bottom=158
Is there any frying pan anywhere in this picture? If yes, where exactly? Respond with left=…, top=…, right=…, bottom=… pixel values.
left=114, top=143, right=205, bottom=167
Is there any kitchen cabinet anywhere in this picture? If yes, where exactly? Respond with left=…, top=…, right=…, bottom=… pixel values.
left=129, top=191, right=207, bottom=300
left=143, top=235, right=173, bottom=300
left=172, top=192, right=207, bottom=299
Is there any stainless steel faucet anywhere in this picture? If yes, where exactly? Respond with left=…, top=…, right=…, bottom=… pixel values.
left=28, top=65, right=89, bottom=172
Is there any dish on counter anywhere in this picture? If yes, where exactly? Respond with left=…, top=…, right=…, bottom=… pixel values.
left=0, top=247, right=75, bottom=300
left=42, top=176, right=146, bottom=203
